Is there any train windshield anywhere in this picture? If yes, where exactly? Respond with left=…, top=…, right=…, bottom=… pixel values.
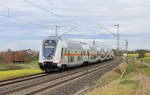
left=43, top=40, right=56, bottom=58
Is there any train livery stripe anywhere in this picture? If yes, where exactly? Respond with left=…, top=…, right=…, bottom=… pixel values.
left=64, top=54, right=81, bottom=56
left=63, top=54, right=106, bottom=56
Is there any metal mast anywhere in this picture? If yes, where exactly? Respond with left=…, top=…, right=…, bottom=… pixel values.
left=125, top=40, right=128, bottom=53
left=55, top=25, right=60, bottom=37
left=114, top=24, right=120, bottom=51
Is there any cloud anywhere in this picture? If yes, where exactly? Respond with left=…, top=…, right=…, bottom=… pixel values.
left=0, top=39, right=42, bottom=51
left=0, top=0, right=150, bottom=50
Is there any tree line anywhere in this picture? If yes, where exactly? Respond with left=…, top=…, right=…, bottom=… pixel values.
left=0, top=49, right=39, bottom=64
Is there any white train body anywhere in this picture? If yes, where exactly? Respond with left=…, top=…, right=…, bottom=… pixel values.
left=39, top=36, right=114, bottom=72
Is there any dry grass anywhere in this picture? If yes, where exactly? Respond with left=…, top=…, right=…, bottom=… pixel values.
left=86, top=79, right=137, bottom=95
left=135, top=74, right=150, bottom=95
left=84, top=59, right=150, bottom=95
left=95, top=62, right=128, bottom=86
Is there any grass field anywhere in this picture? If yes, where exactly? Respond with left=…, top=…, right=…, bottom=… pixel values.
left=0, top=60, right=42, bottom=80
left=128, top=53, right=150, bottom=57
left=140, top=57, right=150, bottom=64
left=0, top=68, right=43, bottom=80
left=143, top=59, right=150, bottom=64
left=84, top=60, right=150, bottom=95
left=127, top=53, right=150, bottom=64
left=145, top=53, right=150, bottom=57
left=0, top=60, right=39, bottom=71
left=127, top=53, right=139, bottom=57
left=0, top=64, right=23, bottom=70
left=18, top=60, right=39, bottom=68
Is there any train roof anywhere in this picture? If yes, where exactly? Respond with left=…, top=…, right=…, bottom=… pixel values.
left=44, top=36, right=98, bottom=50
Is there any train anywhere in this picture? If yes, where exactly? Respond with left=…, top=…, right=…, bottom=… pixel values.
left=38, top=36, right=114, bottom=72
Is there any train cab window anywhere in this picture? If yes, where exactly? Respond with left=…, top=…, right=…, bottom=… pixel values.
left=43, top=40, right=56, bottom=58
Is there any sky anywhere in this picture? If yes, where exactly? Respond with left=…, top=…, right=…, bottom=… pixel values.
left=0, top=0, right=150, bottom=51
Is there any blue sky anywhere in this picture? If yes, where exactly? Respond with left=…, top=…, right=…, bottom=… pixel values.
left=0, top=0, right=150, bottom=51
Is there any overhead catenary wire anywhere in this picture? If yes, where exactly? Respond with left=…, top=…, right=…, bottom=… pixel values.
left=45, top=0, right=56, bottom=10
left=0, top=14, right=51, bottom=28
left=24, top=0, right=80, bottom=26
left=0, top=5, right=119, bottom=43
left=28, top=0, right=114, bottom=37
left=46, top=0, right=102, bottom=33
left=1, top=1, right=119, bottom=41
left=0, top=6, right=78, bottom=37
left=97, top=24, right=117, bottom=37
left=45, top=0, right=57, bottom=7
left=0, top=6, right=55, bottom=28
left=24, top=0, right=100, bottom=34
left=0, top=5, right=71, bottom=29
left=44, top=0, right=118, bottom=38
left=60, top=26, right=76, bottom=37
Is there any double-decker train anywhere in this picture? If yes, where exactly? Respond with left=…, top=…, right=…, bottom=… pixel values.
left=39, top=36, right=114, bottom=72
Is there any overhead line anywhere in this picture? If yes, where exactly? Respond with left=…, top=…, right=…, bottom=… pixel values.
left=0, top=6, right=57, bottom=28
left=45, top=0, right=56, bottom=7
left=97, top=24, right=117, bottom=36
left=42, top=2, right=112, bottom=35
left=60, top=26, right=76, bottom=36
left=0, top=15, right=50, bottom=28
left=25, top=0, right=118, bottom=39
left=24, top=0, right=100, bottom=33
left=45, top=0, right=101, bottom=33
left=24, top=0, right=79, bottom=26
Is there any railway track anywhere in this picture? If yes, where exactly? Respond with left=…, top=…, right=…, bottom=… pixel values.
left=0, top=57, right=122, bottom=95
left=0, top=73, right=47, bottom=87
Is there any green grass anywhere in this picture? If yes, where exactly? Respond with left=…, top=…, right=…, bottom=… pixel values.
left=0, top=68, right=43, bottom=80
left=0, top=64, right=23, bottom=70
left=0, top=60, right=39, bottom=71
left=21, top=60, right=39, bottom=68
left=143, top=59, right=150, bottom=64
left=0, top=60, right=43, bottom=80
left=126, top=63, right=134, bottom=74
left=139, top=57, right=150, bottom=64
left=127, top=60, right=150, bottom=77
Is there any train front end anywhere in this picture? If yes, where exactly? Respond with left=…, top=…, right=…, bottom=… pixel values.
left=39, top=37, right=61, bottom=72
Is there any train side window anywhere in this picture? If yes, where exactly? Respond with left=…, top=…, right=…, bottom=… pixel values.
left=68, top=50, right=70, bottom=63
left=77, top=56, right=80, bottom=61
left=83, top=51, right=85, bottom=56
left=87, top=50, right=89, bottom=59
left=61, top=48, right=63, bottom=59
left=77, top=51, right=81, bottom=61
left=68, top=49, right=74, bottom=62
left=71, top=56, right=74, bottom=62
left=65, top=48, right=67, bottom=54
